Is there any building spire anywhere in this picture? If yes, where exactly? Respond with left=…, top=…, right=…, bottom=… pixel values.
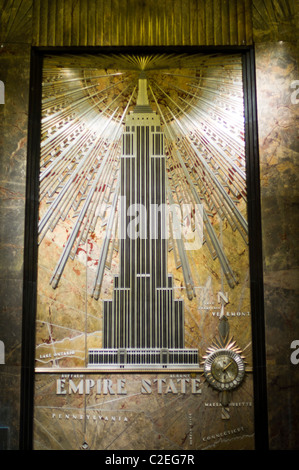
left=134, top=72, right=152, bottom=113
left=136, top=71, right=149, bottom=106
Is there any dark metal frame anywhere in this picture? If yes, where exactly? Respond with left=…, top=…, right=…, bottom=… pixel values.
left=242, top=48, right=269, bottom=451
left=20, top=45, right=268, bottom=450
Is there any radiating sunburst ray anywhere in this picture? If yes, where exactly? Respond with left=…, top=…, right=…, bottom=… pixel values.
left=38, top=52, right=247, bottom=298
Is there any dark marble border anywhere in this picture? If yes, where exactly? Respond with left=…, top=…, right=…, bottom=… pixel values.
left=20, top=45, right=268, bottom=450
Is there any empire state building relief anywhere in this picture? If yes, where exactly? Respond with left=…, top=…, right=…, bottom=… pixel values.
left=35, top=53, right=250, bottom=374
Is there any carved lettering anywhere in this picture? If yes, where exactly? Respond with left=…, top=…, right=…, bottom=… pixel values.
left=56, top=376, right=202, bottom=395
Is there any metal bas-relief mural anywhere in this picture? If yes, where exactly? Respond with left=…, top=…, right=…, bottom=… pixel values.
left=34, top=53, right=254, bottom=450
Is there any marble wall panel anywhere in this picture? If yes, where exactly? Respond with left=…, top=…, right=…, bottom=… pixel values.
left=255, top=41, right=299, bottom=450
left=0, top=43, right=31, bottom=449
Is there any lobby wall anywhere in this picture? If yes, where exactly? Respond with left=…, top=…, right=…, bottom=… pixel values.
left=0, top=0, right=298, bottom=449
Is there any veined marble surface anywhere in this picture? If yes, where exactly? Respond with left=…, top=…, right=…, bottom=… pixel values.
left=256, top=41, right=299, bottom=450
